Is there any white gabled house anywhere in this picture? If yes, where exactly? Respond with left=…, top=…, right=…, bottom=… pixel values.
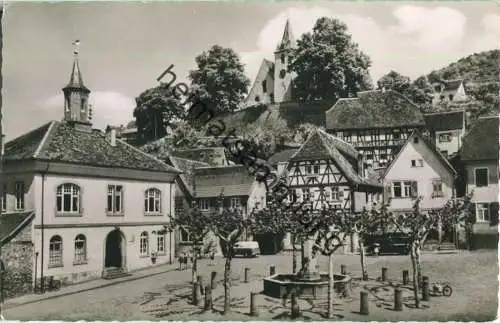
left=383, top=131, right=457, bottom=244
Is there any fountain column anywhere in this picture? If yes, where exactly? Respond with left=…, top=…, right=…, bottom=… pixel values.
left=298, top=238, right=320, bottom=281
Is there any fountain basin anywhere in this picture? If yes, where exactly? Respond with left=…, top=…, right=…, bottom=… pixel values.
left=263, top=273, right=351, bottom=300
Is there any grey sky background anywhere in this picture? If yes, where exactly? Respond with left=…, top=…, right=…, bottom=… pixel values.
left=3, top=1, right=499, bottom=141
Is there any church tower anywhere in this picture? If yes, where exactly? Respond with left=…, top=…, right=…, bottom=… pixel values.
left=273, top=19, right=295, bottom=103
left=62, top=40, right=92, bottom=126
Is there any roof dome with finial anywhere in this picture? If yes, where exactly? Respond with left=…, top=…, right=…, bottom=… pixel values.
left=64, top=40, right=90, bottom=92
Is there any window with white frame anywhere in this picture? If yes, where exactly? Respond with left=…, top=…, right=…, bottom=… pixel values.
left=199, top=199, right=209, bottom=211
left=1, top=183, right=6, bottom=212
left=230, top=197, right=241, bottom=209
left=432, top=179, right=444, bottom=197
left=107, top=185, right=123, bottom=214
left=331, top=186, right=340, bottom=201
left=56, top=183, right=81, bottom=213
left=411, top=159, right=424, bottom=167
left=302, top=188, right=310, bottom=201
left=74, top=234, right=87, bottom=264
left=139, top=231, right=149, bottom=256
left=313, top=165, right=320, bottom=174
left=49, top=235, right=63, bottom=267
left=475, top=168, right=489, bottom=187
left=15, top=182, right=25, bottom=210
left=392, top=181, right=417, bottom=198
left=144, top=188, right=161, bottom=214
left=157, top=233, right=166, bottom=254
left=476, top=203, right=490, bottom=222
left=438, top=133, right=452, bottom=143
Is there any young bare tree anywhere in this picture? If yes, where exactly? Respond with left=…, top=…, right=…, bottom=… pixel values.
left=209, top=194, right=249, bottom=315
left=162, top=201, right=211, bottom=284
left=389, top=194, right=473, bottom=308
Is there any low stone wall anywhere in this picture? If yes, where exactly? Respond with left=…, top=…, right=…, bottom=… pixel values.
left=1, top=241, right=34, bottom=299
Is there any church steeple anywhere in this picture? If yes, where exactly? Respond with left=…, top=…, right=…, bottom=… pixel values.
left=276, top=18, right=295, bottom=52
left=63, top=40, right=92, bottom=126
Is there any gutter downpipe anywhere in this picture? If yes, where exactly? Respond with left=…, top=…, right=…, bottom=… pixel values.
left=169, top=183, right=173, bottom=265
left=40, top=163, right=50, bottom=294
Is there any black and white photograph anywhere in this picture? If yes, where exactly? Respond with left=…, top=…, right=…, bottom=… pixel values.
left=0, top=1, right=498, bottom=321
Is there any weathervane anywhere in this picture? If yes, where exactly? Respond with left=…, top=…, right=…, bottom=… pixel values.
left=72, top=40, right=80, bottom=57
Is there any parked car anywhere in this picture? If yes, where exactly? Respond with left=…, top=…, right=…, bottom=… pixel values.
left=233, top=241, right=260, bottom=258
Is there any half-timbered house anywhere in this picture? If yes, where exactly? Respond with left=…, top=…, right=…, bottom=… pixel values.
left=325, top=89, right=426, bottom=172
left=282, top=129, right=383, bottom=253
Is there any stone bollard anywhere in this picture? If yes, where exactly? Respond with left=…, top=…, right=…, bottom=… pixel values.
left=244, top=267, right=250, bottom=283
left=250, top=292, right=258, bottom=316
left=381, top=267, right=388, bottom=282
left=192, top=281, right=201, bottom=306
left=211, top=271, right=217, bottom=289
left=360, top=291, right=369, bottom=315
left=403, top=270, right=409, bottom=285
left=394, top=288, right=403, bottom=311
left=341, top=264, right=347, bottom=275
left=204, top=286, right=212, bottom=311
left=197, top=275, right=204, bottom=295
left=422, top=276, right=430, bottom=301
left=290, top=291, right=300, bottom=319
left=270, top=266, right=276, bottom=276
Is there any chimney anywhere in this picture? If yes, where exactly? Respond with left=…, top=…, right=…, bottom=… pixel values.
left=110, top=127, right=117, bottom=147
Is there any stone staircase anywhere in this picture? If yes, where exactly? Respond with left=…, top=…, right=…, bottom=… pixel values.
left=102, top=267, right=131, bottom=280
left=436, top=242, right=458, bottom=253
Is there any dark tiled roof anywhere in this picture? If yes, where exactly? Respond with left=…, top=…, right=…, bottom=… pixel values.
left=424, top=110, right=465, bottom=131
left=168, top=156, right=210, bottom=195
left=460, top=117, right=499, bottom=161
left=0, top=211, right=35, bottom=246
left=193, top=165, right=256, bottom=198
left=268, top=149, right=298, bottom=165
left=289, top=129, right=374, bottom=186
left=278, top=100, right=334, bottom=127
left=325, top=90, right=426, bottom=130
left=4, top=121, right=180, bottom=173
left=171, top=147, right=228, bottom=167
left=443, top=79, right=463, bottom=91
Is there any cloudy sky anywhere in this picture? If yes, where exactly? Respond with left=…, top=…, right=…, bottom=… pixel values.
left=3, top=1, right=499, bottom=140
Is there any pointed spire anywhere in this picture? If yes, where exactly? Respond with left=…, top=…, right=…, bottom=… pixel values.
left=66, top=40, right=87, bottom=90
left=276, top=18, right=295, bottom=51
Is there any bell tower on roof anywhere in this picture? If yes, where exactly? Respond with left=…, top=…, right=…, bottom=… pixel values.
left=62, top=40, right=92, bottom=126
left=273, top=18, right=295, bottom=104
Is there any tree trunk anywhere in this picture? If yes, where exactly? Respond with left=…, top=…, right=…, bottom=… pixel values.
left=192, top=246, right=198, bottom=284
left=410, top=243, right=420, bottom=308
left=300, top=241, right=305, bottom=269
left=359, top=239, right=367, bottom=280
left=223, top=254, right=232, bottom=315
left=328, top=253, right=334, bottom=318
left=415, top=245, right=422, bottom=287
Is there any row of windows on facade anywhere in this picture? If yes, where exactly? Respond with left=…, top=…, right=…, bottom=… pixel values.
left=335, top=130, right=410, bottom=142
left=198, top=197, right=242, bottom=211
left=1, top=183, right=165, bottom=214
left=48, top=232, right=166, bottom=267
left=288, top=187, right=344, bottom=203
left=390, top=180, right=443, bottom=198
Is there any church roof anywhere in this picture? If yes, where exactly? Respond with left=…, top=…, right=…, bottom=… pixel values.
left=193, top=165, right=256, bottom=198
left=424, top=110, right=465, bottom=132
left=460, top=116, right=499, bottom=161
left=4, top=121, right=181, bottom=173
left=325, top=90, right=426, bottom=130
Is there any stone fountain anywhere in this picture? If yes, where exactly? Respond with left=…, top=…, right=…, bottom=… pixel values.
left=263, top=239, right=351, bottom=300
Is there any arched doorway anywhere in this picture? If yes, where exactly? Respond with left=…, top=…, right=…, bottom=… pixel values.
left=105, top=229, right=125, bottom=268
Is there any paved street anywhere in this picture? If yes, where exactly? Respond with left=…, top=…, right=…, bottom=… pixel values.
left=3, top=250, right=498, bottom=321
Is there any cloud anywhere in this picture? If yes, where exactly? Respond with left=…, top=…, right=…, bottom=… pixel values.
left=391, top=6, right=467, bottom=52
left=241, top=5, right=498, bottom=85
left=43, top=91, right=136, bottom=130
